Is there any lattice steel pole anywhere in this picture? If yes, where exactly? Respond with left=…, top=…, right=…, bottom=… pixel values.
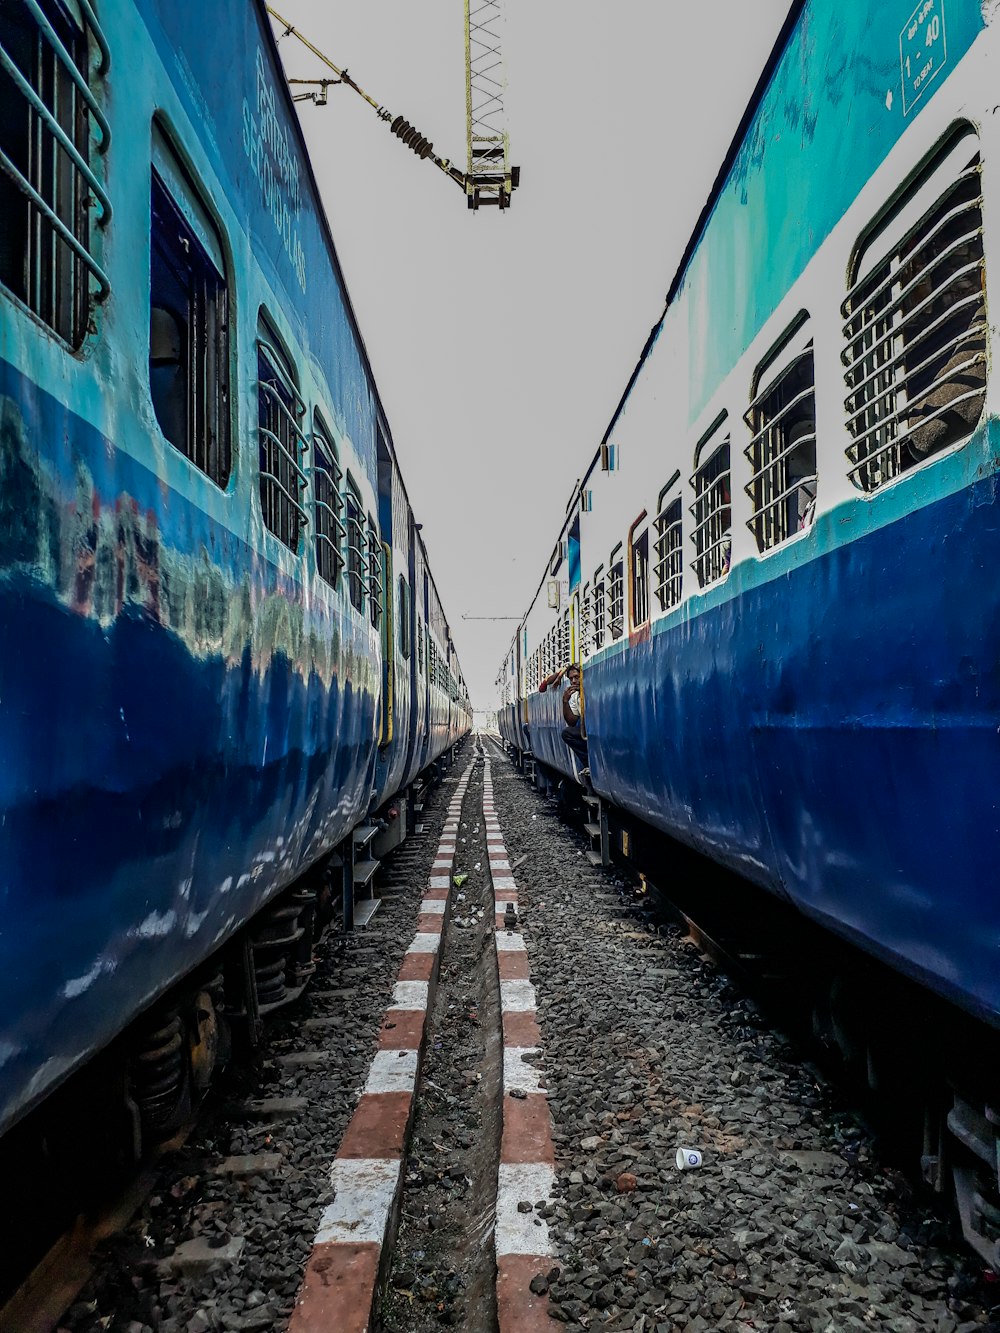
left=464, top=0, right=519, bottom=209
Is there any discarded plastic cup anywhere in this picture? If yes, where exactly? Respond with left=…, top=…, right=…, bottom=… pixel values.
left=676, top=1147, right=703, bottom=1171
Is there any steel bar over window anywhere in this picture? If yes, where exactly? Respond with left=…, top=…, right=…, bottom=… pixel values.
left=842, top=137, right=986, bottom=493
left=690, top=429, right=731, bottom=588
left=257, top=337, right=308, bottom=550
left=344, top=475, right=366, bottom=611
left=653, top=491, right=683, bottom=611
left=312, top=421, right=345, bottom=587
left=367, top=519, right=383, bottom=628
left=0, top=0, right=111, bottom=345
left=608, top=554, right=624, bottom=641
left=745, top=336, right=816, bottom=550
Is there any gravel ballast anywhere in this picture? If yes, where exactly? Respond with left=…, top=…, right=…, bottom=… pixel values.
left=485, top=741, right=998, bottom=1333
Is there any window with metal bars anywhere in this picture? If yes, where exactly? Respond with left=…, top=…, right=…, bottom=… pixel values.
left=580, top=583, right=591, bottom=660
left=631, top=525, right=649, bottom=628
left=745, top=321, right=816, bottom=550
left=257, top=326, right=308, bottom=551
left=149, top=162, right=230, bottom=487
left=312, top=414, right=344, bottom=588
left=608, top=548, right=624, bottom=640
left=0, top=0, right=110, bottom=348
left=417, top=616, right=424, bottom=675
left=592, top=568, right=605, bottom=650
left=367, top=518, right=382, bottom=629
left=559, top=609, right=569, bottom=666
left=398, top=576, right=410, bottom=657
left=690, top=418, right=732, bottom=587
left=843, top=125, right=987, bottom=494
left=344, top=475, right=366, bottom=612
left=653, top=477, right=683, bottom=612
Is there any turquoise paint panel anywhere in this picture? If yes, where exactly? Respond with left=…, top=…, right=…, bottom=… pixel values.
left=686, top=0, right=984, bottom=422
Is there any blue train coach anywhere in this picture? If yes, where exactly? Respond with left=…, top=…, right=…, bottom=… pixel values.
left=0, top=0, right=470, bottom=1147
left=499, top=0, right=1000, bottom=1263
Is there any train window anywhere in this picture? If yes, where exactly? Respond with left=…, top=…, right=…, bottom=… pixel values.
left=630, top=519, right=649, bottom=629
left=592, top=566, right=605, bottom=650
left=745, top=317, right=816, bottom=549
left=313, top=412, right=344, bottom=588
left=690, top=415, right=731, bottom=587
left=608, top=545, right=624, bottom=640
left=417, top=615, right=424, bottom=674
left=580, top=583, right=591, bottom=660
left=653, top=474, right=683, bottom=612
left=0, top=0, right=110, bottom=347
left=843, top=124, right=986, bottom=493
left=344, top=474, right=365, bottom=611
left=398, top=575, right=410, bottom=658
left=560, top=609, right=570, bottom=665
left=150, top=139, right=231, bottom=488
left=367, top=518, right=383, bottom=629
left=257, top=320, right=308, bottom=550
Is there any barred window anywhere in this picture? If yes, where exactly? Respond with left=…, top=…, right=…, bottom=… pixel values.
left=653, top=476, right=683, bottom=612
left=559, top=609, right=570, bottom=665
left=631, top=524, right=649, bottom=628
left=0, top=0, right=110, bottom=347
left=745, top=320, right=816, bottom=549
left=592, top=567, right=605, bottom=650
left=580, top=583, right=591, bottom=660
left=149, top=152, right=231, bottom=487
left=843, top=125, right=986, bottom=493
left=345, top=474, right=365, bottom=612
left=258, top=324, right=308, bottom=550
left=398, top=576, right=410, bottom=657
left=608, top=547, right=624, bottom=640
left=367, top=518, right=382, bottom=629
left=690, top=416, right=731, bottom=587
left=312, top=414, right=345, bottom=588
left=417, top=616, right=424, bottom=675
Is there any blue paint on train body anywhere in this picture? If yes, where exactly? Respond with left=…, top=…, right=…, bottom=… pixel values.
left=0, top=0, right=468, bottom=1134
left=586, top=421, right=1000, bottom=1025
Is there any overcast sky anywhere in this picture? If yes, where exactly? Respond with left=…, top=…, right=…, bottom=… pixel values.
left=271, top=1, right=791, bottom=709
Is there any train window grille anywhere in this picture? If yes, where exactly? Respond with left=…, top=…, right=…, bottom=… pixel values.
left=149, top=168, right=230, bottom=487
left=417, top=617, right=424, bottom=674
left=312, top=416, right=345, bottom=588
left=559, top=609, right=570, bottom=666
left=344, top=476, right=366, bottom=612
left=592, top=568, right=605, bottom=650
left=257, top=332, right=308, bottom=550
left=653, top=482, right=683, bottom=612
left=631, top=526, right=649, bottom=627
left=580, top=583, right=591, bottom=659
left=398, top=576, right=410, bottom=658
left=690, top=422, right=732, bottom=587
left=843, top=127, right=987, bottom=493
left=367, top=519, right=382, bottom=629
left=0, top=0, right=111, bottom=348
left=745, top=325, right=816, bottom=550
left=608, top=550, right=624, bottom=640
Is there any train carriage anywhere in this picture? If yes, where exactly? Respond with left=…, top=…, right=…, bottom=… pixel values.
left=501, top=0, right=1000, bottom=1263
left=0, top=0, right=468, bottom=1145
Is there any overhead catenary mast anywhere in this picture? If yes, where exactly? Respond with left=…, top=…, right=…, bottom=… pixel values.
left=267, top=4, right=519, bottom=212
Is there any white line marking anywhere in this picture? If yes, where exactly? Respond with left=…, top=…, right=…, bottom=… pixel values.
left=504, top=1047, right=547, bottom=1095
left=407, top=932, right=441, bottom=953
left=391, top=981, right=429, bottom=1010
left=315, top=1157, right=401, bottom=1245
left=365, top=1048, right=418, bottom=1095
left=500, top=979, right=537, bottom=1012
left=495, top=1162, right=555, bottom=1257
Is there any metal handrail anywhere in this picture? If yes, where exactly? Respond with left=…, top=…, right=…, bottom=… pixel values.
left=0, top=148, right=110, bottom=299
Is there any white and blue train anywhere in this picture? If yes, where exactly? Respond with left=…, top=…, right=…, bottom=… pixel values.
left=0, top=0, right=469, bottom=1148
left=498, top=0, right=1000, bottom=1262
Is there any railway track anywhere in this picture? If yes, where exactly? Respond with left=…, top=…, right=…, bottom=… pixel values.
left=0, top=754, right=467, bottom=1333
